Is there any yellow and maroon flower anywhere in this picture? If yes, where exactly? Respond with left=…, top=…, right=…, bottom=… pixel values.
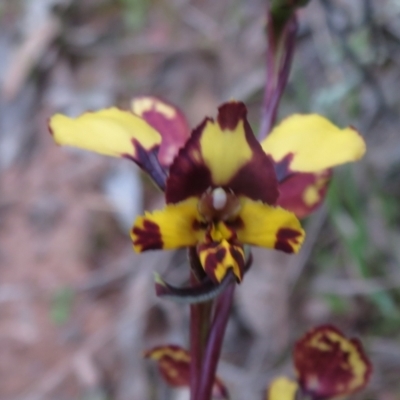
left=293, top=325, right=372, bottom=399
left=131, top=102, right=305, bottom=283
left=144, top=345, right=228, bottom=399
left=49, top=98, right=365, bottom=284
left=267, top=325, right=372, bottom=400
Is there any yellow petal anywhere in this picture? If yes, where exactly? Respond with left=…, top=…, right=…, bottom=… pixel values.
left=199, top=114, right=253, bottom=184
left=261, top=114, right=366, bottom=172
left=131, top=197, right=204, bottom=252
left=268, top=377, right=298, bottom=400
left=49, top=107, right=162, bottom=159
left=235, top=198, right=305, bottom=253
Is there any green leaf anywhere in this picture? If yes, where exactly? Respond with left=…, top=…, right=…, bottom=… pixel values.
left=50, top=287, right=74, bottom=325
left=119, top=0, right=149, bottom=31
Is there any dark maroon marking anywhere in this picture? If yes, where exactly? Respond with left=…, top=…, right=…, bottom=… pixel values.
left=202, top=246, right=228, bottom=283
left=273, top=153, right=295, bottom=183
left=229, top=245, right=245, bottom=281
left=226, top=117, right=279, bottom=204
left=274, top=241, right=294, bottom=253
left=192, top=219, right=208, bottom=231
left=277, top=227, right=302, bottom=241
left=205, top=247, right=226, bottom=266
left=228, top=153, right=278, bottom=204
left=224, top=217, right=244, bottom=231
left=132, top=220, right=164, bottom=250
left=274, top=227, right=302, bottom=253
left=217, top=101, right=247, bottom=130
left=278, top=169, right=332, bottom=218
left=214, top=248, right=226, bottom=262
left=198, top=241, right=223, bottom=252
left=123, top=139, right=168, bottom=191
left=47, top=119, right=55, bottom=136
left=166, top=118, right=214, bottom=203
left=294, top=325, right=372, bottom=399
left=135, top=96, right=190, bottom=167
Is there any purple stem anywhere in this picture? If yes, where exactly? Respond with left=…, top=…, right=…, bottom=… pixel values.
left=196, top=283, right=235, bottom=400
left=190, top=272, right=213, bottom=400
left=259, top=14, right=298, bottom=141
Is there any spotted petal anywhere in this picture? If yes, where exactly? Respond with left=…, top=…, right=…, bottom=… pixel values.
left=132, top=96, right=190, bottom=167
left=166, top=101, right=278, bottom=204
left=198, top=240, right=245, bottom=283
left=261, top=114, right=366, bottom=180
left=49, top=108, right=167, bottom=188
left=145, top=345, right=229, bottom=399
left=131, top=197, right=203, bottom=252
left=267, top=377, right=298, bottom=400
left=294, top=325, right=372, bottom=399
left=235, top=198, right=305, bottom=253
left=277, top=170, right=332, bottom=218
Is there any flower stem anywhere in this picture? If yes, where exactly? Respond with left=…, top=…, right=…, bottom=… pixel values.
left=190, top=271, right=213, bottom=400
left=259, top=12, right=298, bottom=140
left=197, top=283, right=235, bottom=400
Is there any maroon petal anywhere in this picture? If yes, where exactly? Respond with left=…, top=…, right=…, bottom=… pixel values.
left=277, top=169, right=332, bottom=218
left=131, top=96, right=190, bottom=167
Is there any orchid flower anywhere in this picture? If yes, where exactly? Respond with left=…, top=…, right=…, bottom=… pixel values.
left=268, top=325, right=372, bottom=400
left=50, top=97, right=365, bottom=285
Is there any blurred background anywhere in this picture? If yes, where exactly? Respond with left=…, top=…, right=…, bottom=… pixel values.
left=0, top=0, right=399, bottom=399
